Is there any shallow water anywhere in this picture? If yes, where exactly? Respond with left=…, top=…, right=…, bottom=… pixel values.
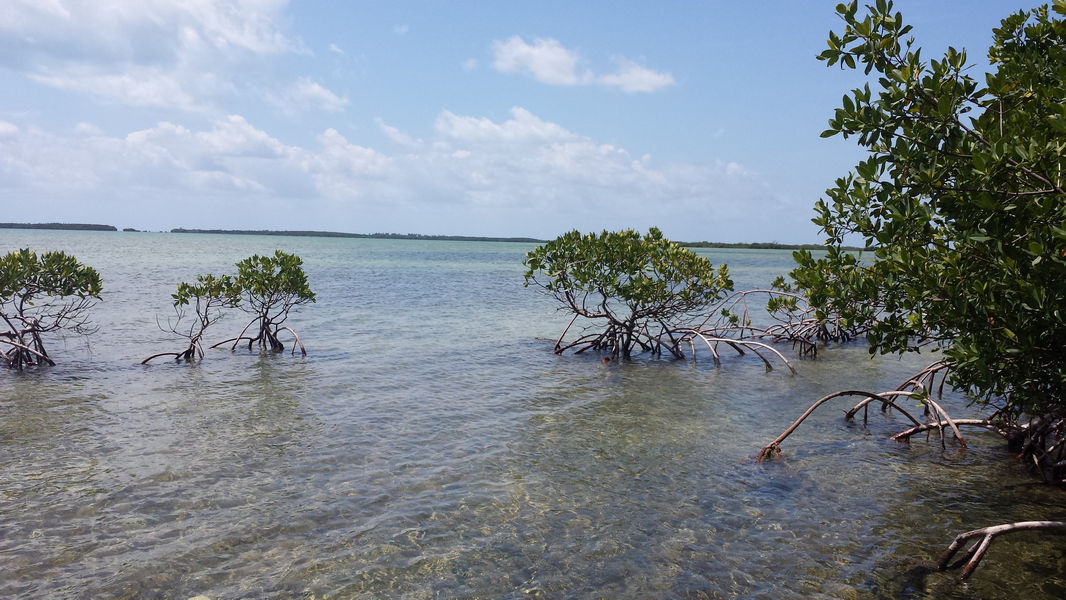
left=1, top=230, right=1063, bottom=599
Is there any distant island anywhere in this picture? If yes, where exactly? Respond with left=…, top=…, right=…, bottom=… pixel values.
left=0, top=222, right=851, bottom=250
left=0, top=222, right=117, bottom=232
left=170, top=228, right=544, bottom=243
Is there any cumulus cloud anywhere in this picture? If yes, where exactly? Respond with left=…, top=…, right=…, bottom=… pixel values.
left=435, top=107, right=577, bottom=144
left=377, top=118, right=420, bottom=147
left=0, top=0, right=300, bottom=110
left=491, top=36, right=674, bottom=93
left=492, top=36, right=586, bottom=86
left=268, top=77, right=349, bottom=114
left=598, top=58, right=677, bottom=93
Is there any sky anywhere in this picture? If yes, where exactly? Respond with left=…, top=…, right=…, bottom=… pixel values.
left=0, top=1, right=1046, bottom=243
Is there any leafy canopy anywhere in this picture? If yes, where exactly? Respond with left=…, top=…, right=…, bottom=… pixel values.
left=0, top=248, right=102, bottom=308
left=525, top=227, right=731, bottom=321
left=172, top=273, right=240, bottom=311
left=524, top=228, right=732, bottom=358
left=0, top=248, right=101, bottom=369
left=235, top=250, right=316, bottom=323
left=792, top=0, right=1066, bottom=417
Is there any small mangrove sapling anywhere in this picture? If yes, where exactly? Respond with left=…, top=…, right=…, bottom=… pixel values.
left=142, top=274, right=240, bottom=364
left=213, top=250, right=315, bottom=355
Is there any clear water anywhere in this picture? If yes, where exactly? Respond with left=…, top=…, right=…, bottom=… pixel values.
left=1, top=230, right=1063, bottom=599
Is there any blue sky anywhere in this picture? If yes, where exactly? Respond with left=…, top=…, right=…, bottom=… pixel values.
left=0, top=1, right=1044, bottom=242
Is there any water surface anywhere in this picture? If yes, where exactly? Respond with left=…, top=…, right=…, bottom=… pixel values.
left=1, top=231, right=1063, bottom=599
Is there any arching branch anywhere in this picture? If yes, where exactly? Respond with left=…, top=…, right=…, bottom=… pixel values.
left=758, top=390, right=922, bottom=461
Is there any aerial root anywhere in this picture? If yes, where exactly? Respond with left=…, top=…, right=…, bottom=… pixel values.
left=141, top=342, right=204, bottom=364
left=937, top=521, right=1066, bottom=579
left=677, top=330, right=797, bottom=374
left=758, top=361, right=985, bottom=461
left=206, top=317, right=307, bottom=356
left=0, top=337, right=57, bottom=369
left=1014, top=415, right=1066, bottom=483
left=278, top=326, right=307, bottom=356
left=757, top=390, right=919, bottom=461
left=892, top=418, right=1007, bottom=441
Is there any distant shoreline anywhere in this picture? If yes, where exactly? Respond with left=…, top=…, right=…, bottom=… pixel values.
left=0, top=222, right=117, bottom=232
left=0, top=223, right=853, bottom=250
left=170, top=228, right=544, bottom=243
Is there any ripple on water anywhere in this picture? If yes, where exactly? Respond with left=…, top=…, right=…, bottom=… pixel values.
left=2, top=233, right=1065, bottom=598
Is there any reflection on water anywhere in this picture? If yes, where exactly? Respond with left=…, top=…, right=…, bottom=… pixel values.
left=0, top=231, right=1063, bottom=598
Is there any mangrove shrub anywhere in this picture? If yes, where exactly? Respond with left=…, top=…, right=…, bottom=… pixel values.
left=793, top=0, right=1066, bottom=422
left=216, top=250, right=316, bottom=355
left=523, top=227, right=732, bottom=359
left=0, top=248, right=101, bottom=369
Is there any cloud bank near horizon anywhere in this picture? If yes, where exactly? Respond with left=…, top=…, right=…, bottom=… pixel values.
left=0, top=107, right=792, bottom=240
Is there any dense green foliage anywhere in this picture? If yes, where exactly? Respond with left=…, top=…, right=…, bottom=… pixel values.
left=227, top=250, right=316, bottom=353
left=524, top=228, right=732, bottom=359
left=792, top=0, right=1066, bottom=419
left=0, top=248, right=102, bottom=369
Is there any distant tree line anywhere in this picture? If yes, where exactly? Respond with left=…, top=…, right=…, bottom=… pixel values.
left=0, top=222, right=844, bottom=250
left=170, top=228, right=544, bottom=243
left=0, top=223, right=117, bottom=232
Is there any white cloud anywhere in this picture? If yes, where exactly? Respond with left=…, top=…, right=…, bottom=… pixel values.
left=195, top=114, right=288, bottom=157
left=492, top=36, right=586, bottom=86
left=268, top=77, right=349, bottom=114
left=298, top=129, right=392, bottom=197
left=597, top=58, right=676, bottom=93
left=491, top=36, right=674, bottom=93
left=329, top=43, right=345, bottom=55
left=377, top=118, right=420, bottom=147
left=0, top=121, right=20, bottom=137
left=462, top=58, right=478, bottom=71
left=393, top=24, right=410, bottom=36
left=435, top=107, right=576, bottom=144
left=30, top=65, right=201, bottom=110
left=0, top=0, right=300, bottom=110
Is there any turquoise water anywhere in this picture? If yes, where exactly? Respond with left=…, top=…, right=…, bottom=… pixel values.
left=1, top=230, right=1063, bottom=599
